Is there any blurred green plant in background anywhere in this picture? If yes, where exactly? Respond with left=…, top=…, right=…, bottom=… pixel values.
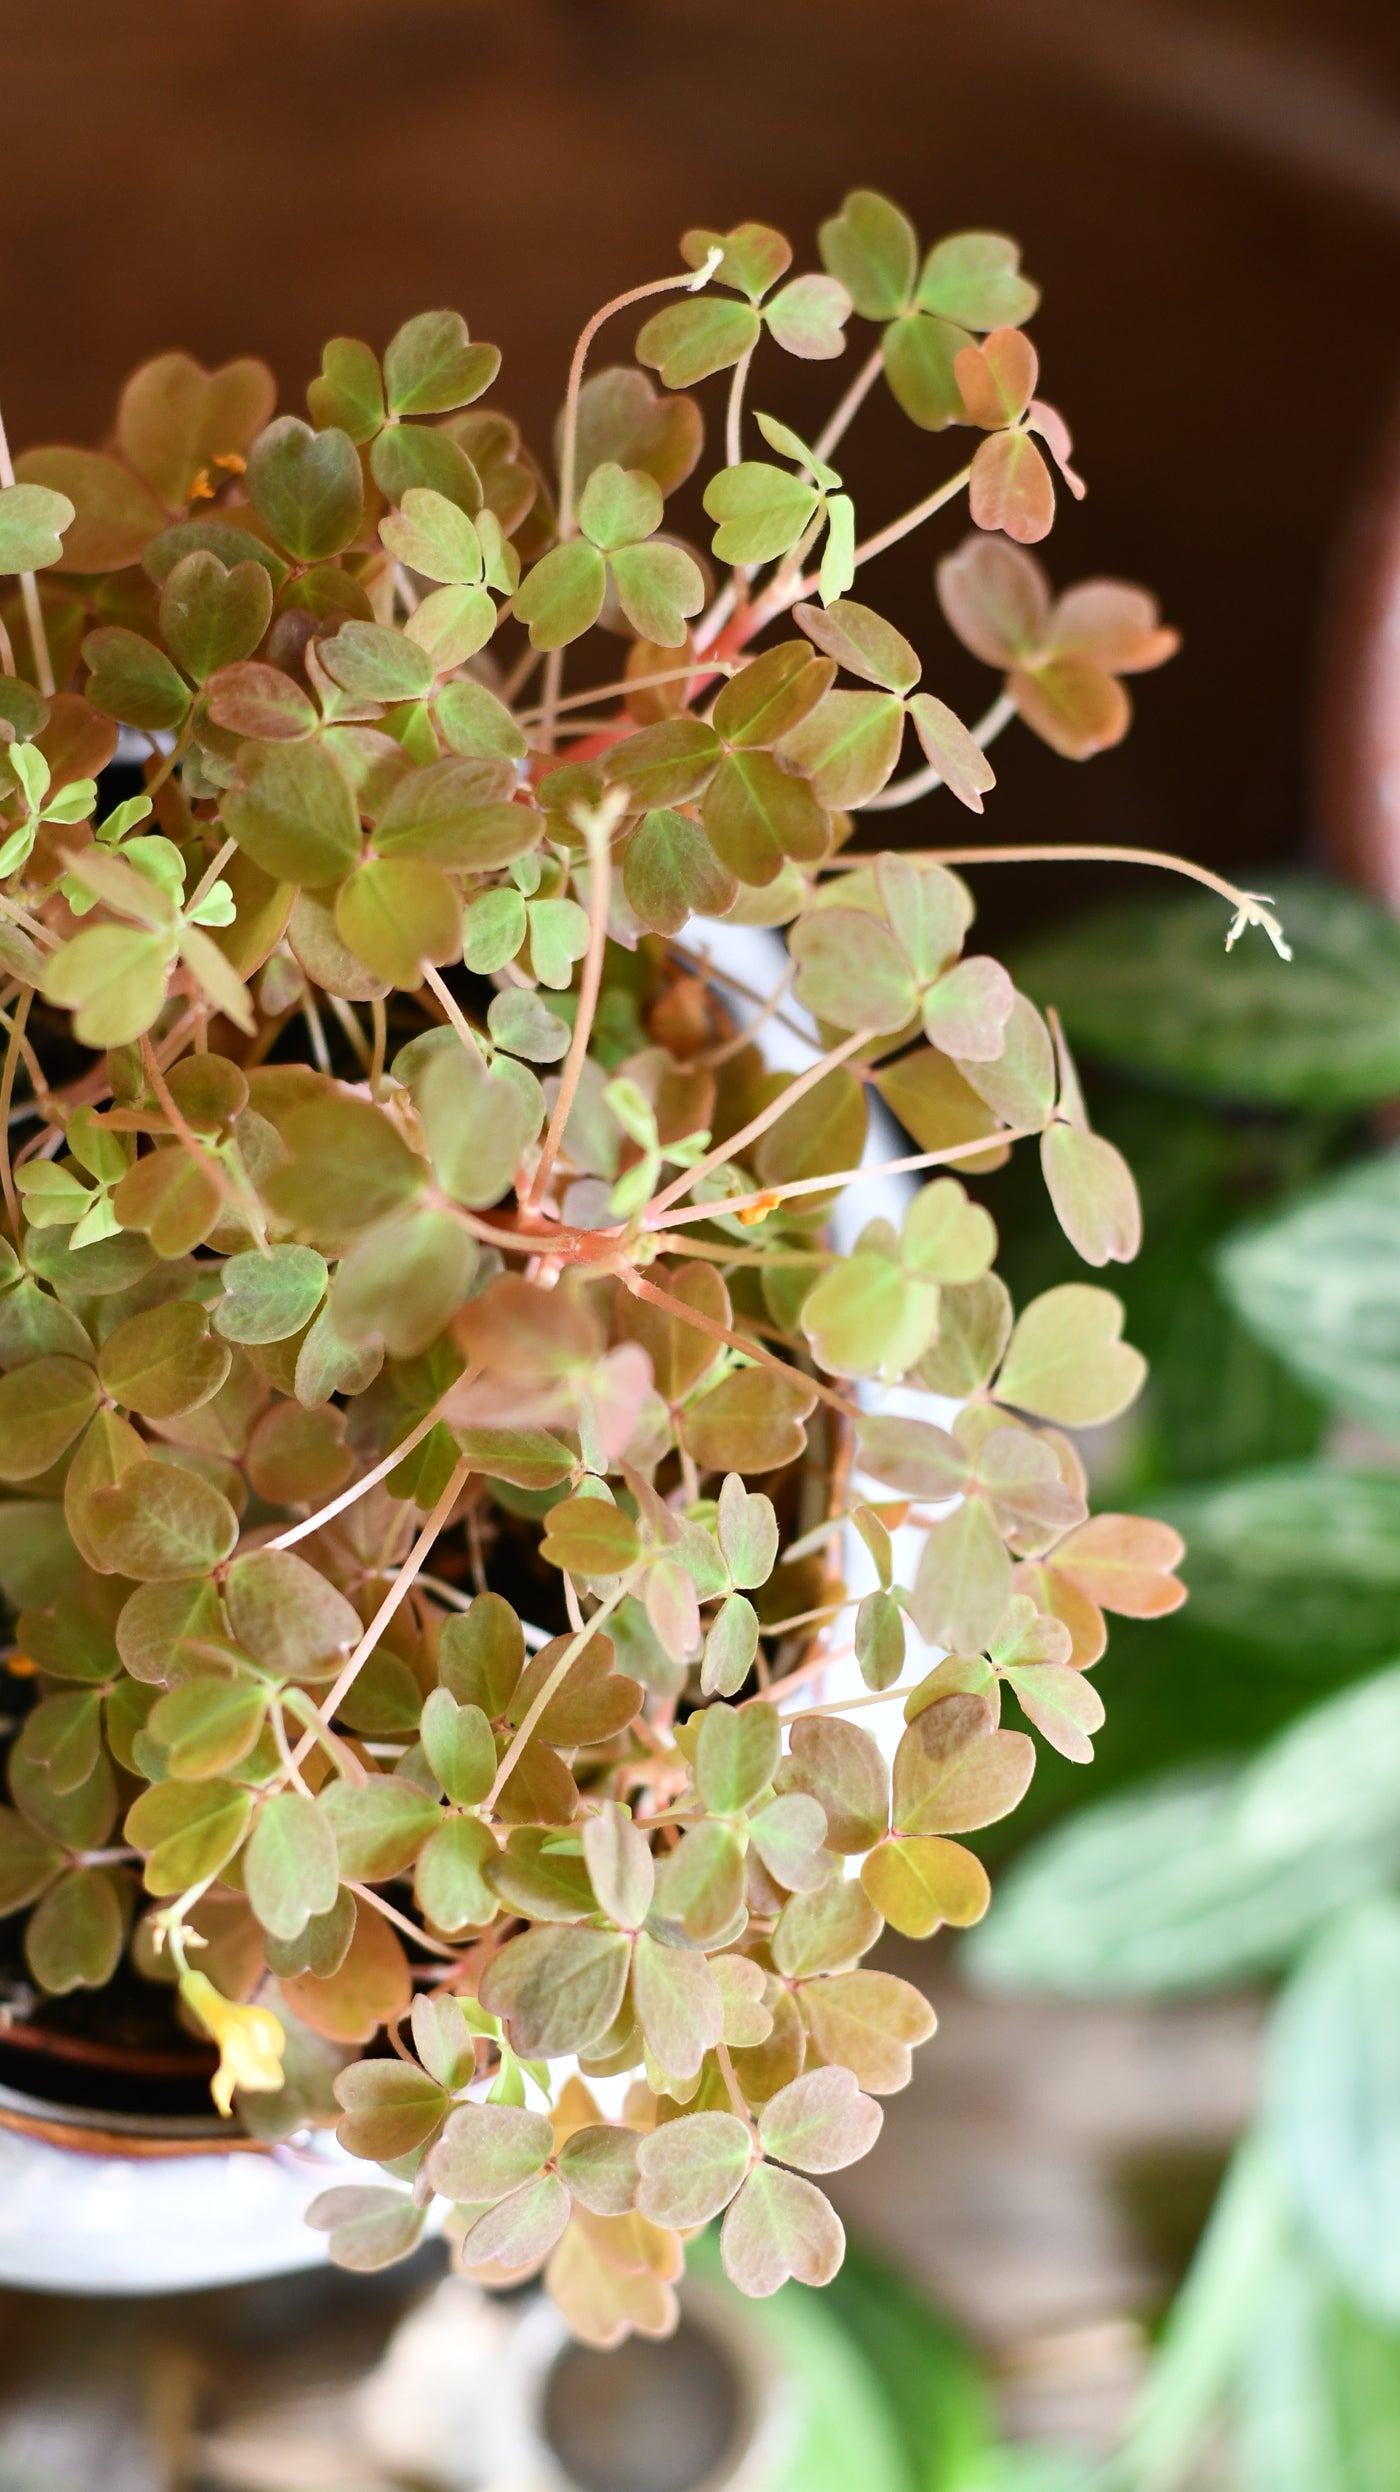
left=962, top=871, right=1400, bottom=2488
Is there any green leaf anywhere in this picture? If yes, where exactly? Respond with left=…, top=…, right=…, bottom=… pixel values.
left=143, top=515, right=289, bottom=591
left=415, top=1814, right=498, bottom=1935
left=860, top=1835, right=990, bottom=1938
left=577, top=461, right=663, bottom=551
left=703, top=461, right=820, bottom=566
left=967, top=1762, right=1394, bottom=2000
left=333, top=1209, right=476, bottom=1359
left=1041, top=1122, right=1142, bottom=1267
left=569, top=365, right=703, bottom=498
left=790, top=906, right=917, bottom=1034
left=854, top=1588, right=905, bottom=1691
left=460, top=2169, right=570, bottom=2272
left=483, top=994, right=567, bottom=1071
left=996, top=1282, right=1146, bottom=1425
left=0, top=1806, right=64, bottom=1913
left=780, top=689, right=906, bottom=808
left=557, top=2122, right=642, bottom=2216
left=225, top=1547, right=363, bottom=1680
left=800, top=1969, right=936, bottom=2097
left=0, top=1356, right=100, bottom=1480
left=802, top=1253, right=936, bottom=1381
left=916, top=231, right=1039, bottom=329
left=264, top=1093, right=423, bottom=1247
left=703, top=749, right=829, bottom=884
left=1266, top=1900, right=1400, bottom=2321
left=1163, top=1465, right=1400, bottom=1660
left=320, top=619, right=436, bottom=704
left=415, top=1040, right=534, bottom=1211
left=906, top=693, right=996, bottom=812
left=882, top=313, right=971, bottom=432
left=1218, top=1152, right=1400, bottom=1434
left=893, top=1698, right=1034, bottom=1835
left=379, top=485, right=482, bottom=585
left=435, top=679, right=527, bottom=762
left=438, top=1591, right=525, bottom=1710
left=478, top=1923, right=631, bottom=2057
left=0, top=481, right=75, bottom=572
left=636, top=296, right=761, bottom=389
left=98, top=1300, right=230, bottom=1420
left=126, top=1776, right=254, bottom=1894
left=623, top=807, right=736, bottom=936
left=721, top=2163, right=844, bottom=2297
left=247, top=417, right=364, bottom=562
left=795, top=599, right=919, bottom=695
left=85, top=1457, right=239, bottom=1582
left=14, top=446, right=163, bottom=571
left=246, top=1789, right=340, bottom=1942
left=223, top=739, right=362, bottom=887
left=417, top=2101, right=550, bottom=2210
left=766, top=274, right=851, bottom=361
left=682, top=1367, right=816, bottom=1474
left=1003, top=1661, right=1105, bottom=1763
left=18, top=1688, right=102, bottom=1794
left=81, top=626, right=190, bottom=733
left=1236, top=2249, right=1400, bottom=2492
left=383, top=310, right=499, bottom=416
left=683, top=220, right=790, bottom=300
left=818, top=494, right=855, bottom=604
left=205, top=658, right=318, bottom=742
left=146, top=1674, right=269, bottom=1780
left=333, top=2058, right=450, bottom=2160
left=419, top=1688, right=495, bottom=1807
left=632, top=1927, right=725, bottom=2079
left=609, top=540, right=704, bottom=648
left=540, top=1492, right=641, bottom=1577
left=757, top=2066, right=881, bottom=2173
left=159, top=552, right=272, bottom=683
left=25, top=1866, right=124, bottom=1994
left=514, top=541, right=606, bottom=650
left=582, top=1799, right=654, bottom=1930
left=319, top=1777, right=440, bottom=1882
left=780, top=1716, right=889, bottom=1854
left=406, top=583, right=496, bottom=671
left=819, top=190, right=917, bottom=321
left=696, top=1698, right=780, bottom=1816
left=307, top=337, right=385, bottom=442
left=335, top=856, right=460, bottom=989
left=635, top=2110, right=751, bottom=2227
left=602, top=717, right=722, bottom=810
left=716, top=1474, right=779, bottom=1588
left=215, top=1243, right=327, bottom=1344
left=306, top=2184, right=426, bottom=2273
left=371, top=423, right=482, bottom=516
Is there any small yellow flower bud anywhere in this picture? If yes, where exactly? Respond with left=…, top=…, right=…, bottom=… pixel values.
left=180, top=1970, right=286, bottom=2119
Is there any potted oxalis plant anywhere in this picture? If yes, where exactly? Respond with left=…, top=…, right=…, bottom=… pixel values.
left=0, top=185, right=1278, bottom=2342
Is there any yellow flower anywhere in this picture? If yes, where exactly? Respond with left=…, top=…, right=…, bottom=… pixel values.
left=181, top=1970, right=287, bottom=2118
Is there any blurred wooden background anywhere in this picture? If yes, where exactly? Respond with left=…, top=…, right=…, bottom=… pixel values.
left=3, top=0, right=1400, bottom=934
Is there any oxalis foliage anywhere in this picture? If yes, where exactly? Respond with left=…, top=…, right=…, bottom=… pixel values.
left=0, top=190, right=1270, bottom=2344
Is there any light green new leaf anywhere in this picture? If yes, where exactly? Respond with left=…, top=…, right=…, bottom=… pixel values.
left=0, top=481, right=76, bottom=572
left=995, top=1282, right=1146, bottom=1424
left=1266, top=1900, right=1400, bottom=2322
left=246, top=1790, right=341, bottom=1943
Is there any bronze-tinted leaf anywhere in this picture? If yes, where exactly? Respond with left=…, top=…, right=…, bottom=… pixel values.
left=118, top=352, right=276, bottom=505
left=682, top=1367, right=816, bottom=1474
